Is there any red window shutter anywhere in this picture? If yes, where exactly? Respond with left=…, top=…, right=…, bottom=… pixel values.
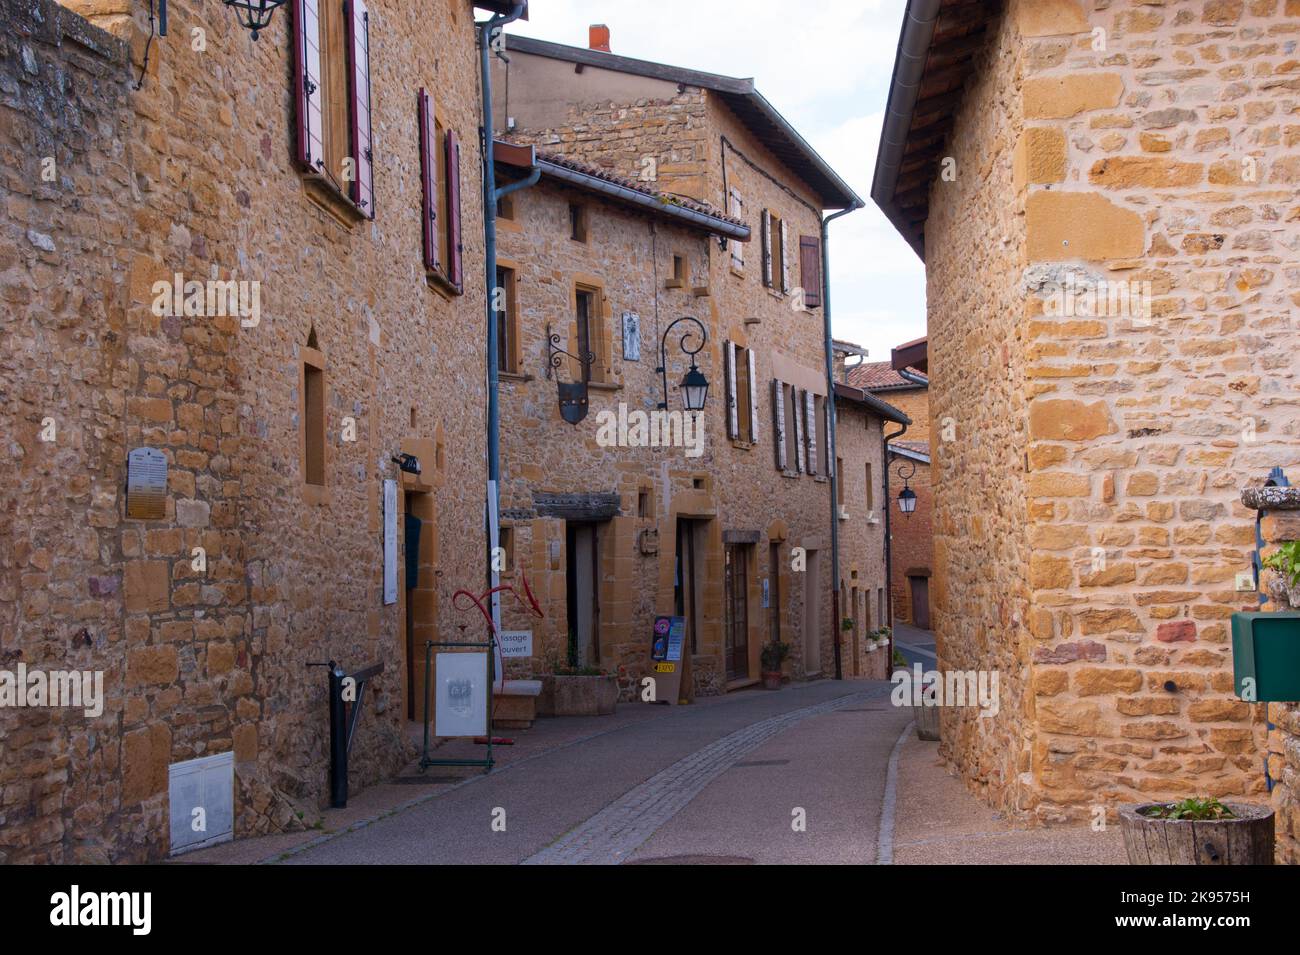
left=445, top=128, right=463, bottom=290
left=800, top=235, right=822, bottom=308
left=418, top=89, right=439, bottom=272
left=345, top=0, right=375, bottom=217
left=292, top=0, right=324, bottom=171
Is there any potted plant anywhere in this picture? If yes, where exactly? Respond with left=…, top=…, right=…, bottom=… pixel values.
left=760, top=641, right=791, bottom=690
left=1262, top=540, right=1300, bottom=608
left=1118, top=797, right=1274, bottom=864
left=841, top=617, right=854, bottom=633
left=536, top=646, right=618, bottom=716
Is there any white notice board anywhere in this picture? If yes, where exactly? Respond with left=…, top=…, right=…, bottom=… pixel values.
left=435, top=652, right=489, bottom=737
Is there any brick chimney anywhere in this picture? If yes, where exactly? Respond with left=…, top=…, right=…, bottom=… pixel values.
left=589, top=24, right=611, bottom=53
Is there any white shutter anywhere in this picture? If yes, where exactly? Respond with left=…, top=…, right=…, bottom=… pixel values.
left=747, top=348, right=759, bottom=443
left=725, top=341, right=738, bottom=439
left=805, top=391, right=817, bottom=476
left=792, top=388, right=805, bottom=473
left=772, top=379, right=786, bottom=470
left=780, top=218, right=791, bottom=293
left=761, top=209, right=773, bottom=288
left=730, top=191, right=744, bottom=270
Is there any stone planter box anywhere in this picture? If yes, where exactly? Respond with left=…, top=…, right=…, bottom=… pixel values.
left=537, top=674, right=618, bottom=717
left=915, top=704, right=940, bottom=741
left=1118, top=802, right=1274, bottom=865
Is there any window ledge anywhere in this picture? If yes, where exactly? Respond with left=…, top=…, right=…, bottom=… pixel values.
left=731, top=439, right=754, bottom=451
left=303, top=484, right=331, bottom=507
left=499, top=370, right=533, bottom=383
left=303, top=174, right=366, bottom=228
left=586, top=380, right=622, bottom=392
left=426, top=269, right=464, bottom=297
left=780, top=469, right=800, bottom=479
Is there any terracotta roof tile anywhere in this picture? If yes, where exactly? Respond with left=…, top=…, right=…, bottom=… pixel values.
left=847, top=360, right=926, bottom=392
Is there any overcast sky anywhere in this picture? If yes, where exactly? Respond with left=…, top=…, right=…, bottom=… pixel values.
left=506, top=0, right=927, bottom=365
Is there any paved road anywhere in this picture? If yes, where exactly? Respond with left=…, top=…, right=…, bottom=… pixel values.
left=282, top=679, right=910, bottom=865
left=893, top=622, right=937, bottom=672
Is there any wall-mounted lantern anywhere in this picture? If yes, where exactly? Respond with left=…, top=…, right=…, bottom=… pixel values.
left=221, top=0, right=286, bottom=39
left=896, top=458, right=917, bottom=517
left=656, top=317, right=709, bottom=413
left=546, top=324, right=595, bottom=424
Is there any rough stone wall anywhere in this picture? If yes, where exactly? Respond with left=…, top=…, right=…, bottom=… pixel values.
left=498, top=54, right=841, bottom=680
left=833, top=397, right=891, bottom=679
left=925, top=5, right=1034, bottom=815
left=0, top=0, right=137, bottom=864
left=2, top=0, right=487, bottom=861
left=929, top=0, right=1299, bottom=824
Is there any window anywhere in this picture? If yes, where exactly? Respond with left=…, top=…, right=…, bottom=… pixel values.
left=725, top=342, right=758, bottom=443
left=292, top=0, right=375, bottom=217
left=418, top=88, right=464, bottom=291
left=729, top=190, right=744, bottom=271
left=498, top=526, right=515, bottom=575
left=495, top=265, right=518, bottom=374
left=786, top=385, right=802, bottom=472
left=865, top=462, right=874, bottom=511
left=570, top=203, right=588, bottom=242
left=638, top=486, right=653, bottom=519
left=574, top=284, right=606, bottom=383
left=799, top=236, right=822, bottom=308
left=668, top=254, right=686, bottom=288
left=761, top=209, right=789, bottom=292
left=302, top=349, right=326, bottom=487
left=836, top=457, right=845, bottom=505
left=496, top=188, right=515, bottom=221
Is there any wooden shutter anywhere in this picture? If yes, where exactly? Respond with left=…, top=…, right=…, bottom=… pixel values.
left=292, top=0, right=324, bottom=171
left=792, top=388, right=805, bottom=473
left=772, top=380, right=786, bottom=470
left=418, top=89, right=439, bottom=272
left=730, top=190, right=744, bottom=270
left=725, top=341, right=739, bottom=439
left=446, top=129, right=463, bottom=290
left=800, top=236, right=822, bottom=308
left=345, top=0, right=374, bottom=217
left=746, top=348, right=759, bottom=443
left=804, top=391, right=817, bottom=476
left=780, top=219, right=791, bottom=292
left=761, top=209, right=773, bottom=288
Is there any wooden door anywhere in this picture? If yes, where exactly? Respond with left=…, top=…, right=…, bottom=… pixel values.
left=725, top=545, right=749, bottom=681
left=910, top=575, right=931, bottom=630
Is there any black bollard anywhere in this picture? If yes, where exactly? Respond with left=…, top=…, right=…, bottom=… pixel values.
left=328, top=661, right=347, bottom=808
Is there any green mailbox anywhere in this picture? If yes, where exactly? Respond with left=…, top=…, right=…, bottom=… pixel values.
left=1232, top=611, right=1300, bottom=702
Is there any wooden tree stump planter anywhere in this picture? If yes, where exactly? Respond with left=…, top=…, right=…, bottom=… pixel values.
left=1118, top=803, right=1274, bottom=865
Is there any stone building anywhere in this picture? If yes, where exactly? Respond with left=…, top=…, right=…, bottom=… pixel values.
left=873, top=0, right=1299, bottom=831
left=831, top=343, right=910, bottom=679
left=491, top=144, right=763, bottom=696
left=492, top=27, right=864, bottom=685
left=1, top=0, right=513, bottom=861
left=850, top=353, right=935, bottom=629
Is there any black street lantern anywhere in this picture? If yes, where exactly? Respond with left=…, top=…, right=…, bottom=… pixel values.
left=896, top=458, right=918, bottom=517
left=656, top=316, right=709, bottom=412
left=222, top=0, right=286, bottom=39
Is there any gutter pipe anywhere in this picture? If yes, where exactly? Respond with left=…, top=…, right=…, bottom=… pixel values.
left=821, top=200, right=862, bottom=680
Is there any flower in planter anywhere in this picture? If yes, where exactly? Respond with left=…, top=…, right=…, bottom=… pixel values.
left=1138, top=797, right=1234, bottom=821
left=760, top=641, right=791, bottom=672
left=1263, top=540, right=1300, bottom=608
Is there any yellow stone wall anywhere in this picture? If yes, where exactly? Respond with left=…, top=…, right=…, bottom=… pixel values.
left=929, top=0, right=1300, bottom=826
left=3, top=0, right=487, bottom=860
